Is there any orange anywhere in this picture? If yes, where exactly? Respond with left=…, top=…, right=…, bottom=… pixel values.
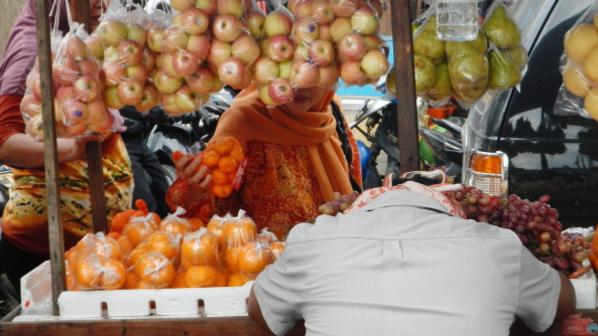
left=201, top=150, right=220, bottom=168
left=224, top=246, right=243, bottom=274
left=161, top=219, right=191, bottom=235
left=146, top=231, right=180, bottom=260
left=110, top=209, right=140, bottom=234
left=94, top=236, right=123, bottom=261
left=123, top=219, right=158, bottom=247
left=118, top=236, right=134, bottom=256
left=216, top=269, right=229, bottom=287
left=207, top=218, right=225, bottom=248
left=181, top=231, right=220, bottom=266
left=185, top=265, right=219, bottom=287
left=230, top=145, right=244, bottom=163
left=228, top=273, right=252, bottom=287
left=125, top=271, right=141, bottom=289
left=188, top=218, right=205, bottom=231
left=212, top=170, right=228, bottom=185
left=212, top=184, right=232, bottom=198
left=270, top=241, right=286, bottom=260
left=127, top=244, right=150, bottom=268
left=101, top=259, right=126, bottom=290
left=238, top=242, right=274, bottom=275
left=218, top=156, right=238, bottom=174
left=212, top=137, right=235, bottom=155
left=222, top=219, right=257, bottom=248
left=107, top=232, right=120, bottom=240
left=75, top=257, right=102, bottom=289
left=134, top=252, right=176, bottom=288
left=172, top=271, right=188, bottom=288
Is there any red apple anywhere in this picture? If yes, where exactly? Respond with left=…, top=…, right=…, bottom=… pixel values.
left=102, top=62, right=126, bottom=87
left=85, top=33, right=104, bottom=60
left=330, top=18, right=353, bottom=42
left=195, top=0, right=217, bottom=15
left=207, top=40, right=232, bottom=67
left=264, top=12, right=292, bottom=37
left=64, top=36, right=88, bottom=60
left=361, top=49, right=389, bottom=79
left=162, top=93, right=183, bottom=116
left=180, top=8, right=210, bottom=35
left=172, top=50, right=200, bottom=77
left=311, top=0, right=335, bottom=24
left=290, top=61, right=319, bottom=88
left=117, top=79, right=144, bottom=106
left=88, top=99, right=114, bottom=133
left=309, top=39, right=335, bottom=66
left=218, top=57, right=247, bottom=89
left=363, top=34, right=384, bottom=50
left=163, top=27, right=190, bottom=53
left=258, top=84, right=277, bottom=106
left=247, top=11, right=266, bottom=39
left=254, top=57, right=279, bottom=84
left=73, top=75, right=100, bottom=103
left=290, top=0, right=311, bottom=19
left=279, top=61, right=292, bottom=79
left=147, top=27, right=165, bottom=53
left=186, top=34, right=211, bottom=61
left=267, top=35, right=294, bottom=62
left=319, top=24, right=332, bottom=41
left=127, top=23, right=147, bottom=46
left=103, top=46, right=120, bottom=63
left=187, top=67, right=216, bottom=94
left=141, top=49, right=155, bottom=72
left=217, top=0, right=244, bottom=17
left=171, top=0, right=193, bottom=12
left=62, top=99, right=89, bottom=126
left=294, top=45, right=310, bottom=61
left=213, top=15, right=243, bottom=42
left=20, top=94, right=42, bottom=119
left=268, top=79, right=294, bottom=104
left=330, top=0, right=357, bottom=17
left=117, top=40, right=143, bottom=66
left=351, top=7, right=378, bottom=35
left=53, top=57, right=80, bottom=86
left=340, top=61, right=367, bottom=85
left=100, top=20, right=128, bottom=47
left=318, top=64, right=340, bottom=87
left=104, top=86, right=125, bottom=109
left=163, top=53, right=182, bottom=78
left=232, top=34, right=261, bottom=65
left=175, top=85, right=199, bottom=112
left=154, top=70, right=183, bottom=94
left=55, top=86, right=74, bottom=103
left=338, top=33, right=367, bottom=61
left=136, top=86, right=159, bottom=113
left=125, top=64, right=148, bottom=83
left=79, top=60, right=100, bottom=77
left=292, top=19, right=320, bottom=44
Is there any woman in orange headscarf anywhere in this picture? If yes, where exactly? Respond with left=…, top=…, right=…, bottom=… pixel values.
left=175, top=84, right=362, bottom=239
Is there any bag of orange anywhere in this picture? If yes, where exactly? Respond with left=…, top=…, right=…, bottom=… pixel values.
left=160, top=207, right=193, bottom=235
left=119, top=210, right=161, bottom=254
left=132, top=251, right=176, bottom=289
left=127, top=231, right=182, bottom=269
left=228, top=241, right=274, bottom=286
left=257, top=228, right=278, bottom=244
left=222, top=210, right=258, bottom=274
left=201, top=136, right=245, bottom=198
left=270, top=241, right=286, bottom=261
left=176, top=228, right=228, bottom=288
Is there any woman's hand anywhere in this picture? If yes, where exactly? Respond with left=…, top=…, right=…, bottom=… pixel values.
left=174, top=153, right=212, bottom=189
left=57, top=134, right=102, bottom=163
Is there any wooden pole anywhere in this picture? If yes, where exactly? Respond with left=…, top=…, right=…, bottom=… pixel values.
left=390, top=0, right=420, bottom=173
left=34, top=0, right=65, bottom=316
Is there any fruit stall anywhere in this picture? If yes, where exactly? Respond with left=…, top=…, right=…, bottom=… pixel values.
left=1, top=0, right=598, bottom=335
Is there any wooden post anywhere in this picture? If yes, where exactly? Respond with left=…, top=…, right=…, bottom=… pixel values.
left=34, top=0, right=65, bottom=316
left=72, top=0, right=108, bottom=233
left=390, top=0, right=420, bottom=173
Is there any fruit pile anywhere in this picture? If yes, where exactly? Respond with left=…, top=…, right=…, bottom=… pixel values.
left=561, top=11, right=598, bottom=120
left=23, top=26, right=115, bottom=140
left=66, top=205, right=284, bottom=290
left=444, top=187, right=591, bottom=276
left=411, top=4, right=526, bottom=106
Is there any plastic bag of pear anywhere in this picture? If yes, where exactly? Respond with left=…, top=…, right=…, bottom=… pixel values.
left=555, top=2, right=598, bottom=121
left=394, top=1, right=527, bottom=107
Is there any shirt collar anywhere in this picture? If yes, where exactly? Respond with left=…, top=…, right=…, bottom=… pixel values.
left=360, top=189, right=451, bottom=215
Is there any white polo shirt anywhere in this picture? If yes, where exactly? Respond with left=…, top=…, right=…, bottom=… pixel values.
left=254, top=189, right=561, bottom=336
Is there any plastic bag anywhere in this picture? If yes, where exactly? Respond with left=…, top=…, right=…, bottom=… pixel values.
left=160, top=207, right=193, bottom=235
left=119, top=212, right=160, bottom=253
left=131, top=251, right=176, bottom=289
left=222, top=210, right=258, bottom=273
left=231, top=241, right=274, bottom=283
left=555, top=3, right=598, bottom=120
left=176, top=228, right=228, bottom=287
left=256, top=228, right=278, bottom=244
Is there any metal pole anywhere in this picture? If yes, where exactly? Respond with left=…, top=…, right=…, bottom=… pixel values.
left=34, top=0, right=65, bottom=316
left=390, top=0, right=420, bottom=173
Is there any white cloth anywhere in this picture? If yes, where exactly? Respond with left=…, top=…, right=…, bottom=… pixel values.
left=254, top=189, right=561, bottom=336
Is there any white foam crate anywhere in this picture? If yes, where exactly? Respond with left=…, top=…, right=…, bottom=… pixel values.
left=571, top=269, right=597, bottom=310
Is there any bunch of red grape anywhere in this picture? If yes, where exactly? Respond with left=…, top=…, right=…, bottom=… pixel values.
left=317, top=191, right=360, bottom=216
left=448, top=187, right=503, bottom=225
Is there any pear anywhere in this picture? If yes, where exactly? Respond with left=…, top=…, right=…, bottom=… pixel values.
left=426, top=63, right=451, bottom=101
left=483, top=4, right=521, bottom=50
left=423, top=16, right=438, bottom=33
left=505, top=47, right=527, bottom=70
left=449, top=52, right=489, bottom=103
left=414, top=31, right=446, bottom=64
left=446, top=33, right=487, bottom=58
left=414, top=54, right=437, bottom=95
left=565, top=24, right=598, bottom=63
left=583, top=48, right=598, bottom=84
left=584, top=88, right=598, bottom=121
left=385, top=68, right=396, bottom=97
left=563, top=63, right=591, bottom=97
left=488, top=50, right=521, bottom=90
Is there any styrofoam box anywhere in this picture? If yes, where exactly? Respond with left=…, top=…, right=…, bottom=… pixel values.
left=571, top=269, right=597, bottom=310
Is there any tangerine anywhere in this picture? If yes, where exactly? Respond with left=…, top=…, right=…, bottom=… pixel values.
left=218, top=156, right=238, bottom=174
left=238, top=242, right=274, bottom=275
left=172, top=271, right=188, bottom=288
left=227, top=273, right=252, bottom=287
left=212, top=184, right=232, bottom=198
left=207, top=217, right=226, bottom=248
left=181, top=231, right=220, bottom=266
left=215, top=269, right=229, bottom=287
left=224, top=246, right=243, bottom=274
left=161, top=219, right=191, bottom=235
left=230, top=145, right=244, bottom=163
left=185, top=265, right=219, bottom=287
left=127, top=244, right=150, bottom=268
left=118, top=236, right=134, bottom=256
left=222, top=218, right=257, bottom=248
left=212, top=137, right=235, bottom=155
left=125, top=271, right=141, bottom=289
left=146, top=231, right=180, bottom=260
left=134, top=252, right=176, bottom=288
left=270, top=241, right=286, bottom=260
left=110, top=209, right=140, bottom=234
left=94, top=236, right=123, bottom=261
left=75, top=257, right=102, bottom=289
left=123, top=218, right=158, bottom=247
left=212, top=170, right=228, bottom=185
left=101, top=259, right=126, bottom=290
left=201, top=150, right=220, bottom=168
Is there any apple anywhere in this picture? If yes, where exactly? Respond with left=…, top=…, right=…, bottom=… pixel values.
left=294, top=45, right=310, bottom=61
left=279, top=61, right=292, bottom=79
left=55, top=86, right=74, bottom=103
left=211, top=77, right=224, bottom=92
left=175, top=85, right=198, bottom=112
left=162, top=93, right=183, bottom=116
left=125, top=64, right=148, bottom=83
left=330, top=18, right=353, bottom=42
left=338, top=33, right=367, bottom=61
left=340, top=61, right=367, bottom=85
left=141, top=49, right=155, bottom=72
left=163, top=27, right=190, bottom=53
left=360, top=49, right=388, bottom=79
left=330, top=0, right=357, bottom=17
left=195, top=0, right=217, bottom=15
left=154, top=70, right=183, bottom=94
left=268, top=79, right=294, bottom=104
left=64, top=36, right=88, bottom=60
left=363, top=34, right=384, bottom=50
left=30, top=75, right=43, bottom=99
left=186, top=34, right=211, bottom=62
left=311, top=0, right=335, bottom=24
left=351, top=8, right=378, bottom=35
left=79, top=59, right=100, bottom=77
left=135, top=86, right=159, bottom=114
left=162, top=53, right=182, bottom=78
left=267, top=35, right=294, bottom=62
left=62, top=99, right=89, bottom=126
left=20, top=94, right=42, bottom=119
left=85, top=33, right=104, bottom=60
left=292, top=19, right=320, bottom=44
left=102, top=62, right=126, bottom=87
left=207, top=40, right=232, bottom=67
left=147, top=27, right=165, bottom=53
left=264, top=12, right=292, bottom=37
left=318, top=64, right=340, bottom=87
left=170, top=0, right=193, bottom=12
left=53, top=57, right=81, bottom=86
left=309, top=39, right=335, bottom=66
left=247, top=11, right=266, bottom=39
left=104, top=86, right=125, bottom=109
left=171, top=50, right=199, bottom=77
left=253, top=57, right=279, bottom=84
left=100, top=20, right=128, bottom=47
left=117, top=79, right=144, bottom=106
left=258, top=84, right=277, bottom=106
left=186, top=67, right=216, bottom=94
left=232, top=34, right=261, bottom=65
left=87, top=99, right=114, bottom=133
left=319, top=24, right=332, bottom=41
left=117, top=40, right=143, bottom=66
left=290, top=61, right=319, bottom=88
left=73, top=75, right=100, bottom=102
left=127, top=23, right=147, bottom=46
left=217, top=57, right=247, bottom=89
left=260, top=38, right=270, bottom=57
left=217, top=0, right=244, bottom=17
left=213, top=15, right=243, bottom=42
left=180, top=8, right=210, bottom=35
left=103, top=46, right=120, bottom=63
left=155, top=54, right=165, bottom=69
left=291, top=0, right=312, bottom=19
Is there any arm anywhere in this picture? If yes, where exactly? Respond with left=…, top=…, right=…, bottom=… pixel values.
left=248, top=286, right=271, bottom=333
left=555, top=272, right=576, bottom=322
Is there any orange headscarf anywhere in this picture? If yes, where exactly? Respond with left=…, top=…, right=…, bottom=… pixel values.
left=213, top=84, right=353, bottom=202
